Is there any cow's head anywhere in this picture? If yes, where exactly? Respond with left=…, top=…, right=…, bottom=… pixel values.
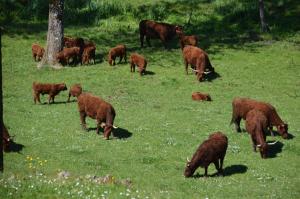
left=277, top=123, right=288, bottom=139
left=184, top=158, right=195, bottom=177
left=175, top=25, right=183, bottom=35
left=257, top=143, right=268, bottom=159
left=60, top=83, right=68, bottom=91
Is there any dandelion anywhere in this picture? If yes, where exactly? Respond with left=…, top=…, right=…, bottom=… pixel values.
left=44, top=160, right=48, bottom=163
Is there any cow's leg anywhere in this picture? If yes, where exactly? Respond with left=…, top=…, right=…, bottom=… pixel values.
left=103, top=125, right=112, bottom=140
left=146, top=36, right=151, bottom=47
left=131, top=63, right=135, bottom=72
left=118, top=56, right=123, bottom=64
left=219, top=156, right=225, bottom=175
left=96, top=119, right=101, bottom=135
left=184, top=59, right=189, bottom=75
left=204, top=166, right=208, bottom=177
left=112, top=58, right=116, bottom=66
left=269, top=126, right=274, bottom=136
left=48, top=95, right=52, bottom=104
left=80, top=112, right=87, bottom=131
left=234, top=117, right=242, bottom=132
left=140, top=33, right=144, bottom=48
left=52, top=95, right=55, bottom=103
left=67, top=93, right=71, bottom=102
left=214, top=160, right=221, bottom=175
left=251, top=135, right=257, bottom=152
left=36, top=93, right=41, bottom=104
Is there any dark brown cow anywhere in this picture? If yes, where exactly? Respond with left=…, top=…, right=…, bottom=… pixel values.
left=245, top=109, right=277, bottom=158
left=77, top=93, right=117, bottom=140
left=2, top=123, right=12, bottom=152
left=56, top=47, right=81, bottom=65
left=192, top=92, right=212, bottom=101
left=32, top=82, right=67, bottom=104
left=68, top=84, right=82, bottom=102
left=139, top=20, right=182, bottom=48
left=31, top=44, right=45, bottom=62
left=182, top=45, right=215, bottom=81
left=64, top=36, right=85, bottom=62
left=184, top=132, right=228, bottom=177
left=108, top=45, right=126, bottom=66
left=129, top=53, right=147, bottom=76
left=231, top=97, right=289, bottom=139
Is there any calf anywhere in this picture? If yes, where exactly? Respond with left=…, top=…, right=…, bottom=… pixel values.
left=176, top=30, right=198, bottom=50
left=77, top=93, right=117, bottom=140
left=108, top=45, right=126, bottom=66
left=192, top=92, right=212, bottom=101
left=2, top=123, right=13, bottom=152
left=182, top=46, right=215, bottom=81
left=56, top=47, right=81, bottom=65
left=184, top=132, right=228, bottom=177
left=230, top=97, right=289, bottom=139
left=68, top=84, right=82, bottom=102
left=82, top=46, right=96, bottom=65
left=130, top=53, right=147, bottom=76
left=139, top=20, right=182, bottom=48
left=32, top=44, right=45, bottom=62
left=32, top=82, right=67, bottom=104
left=245, top=109, right=277, bottom=158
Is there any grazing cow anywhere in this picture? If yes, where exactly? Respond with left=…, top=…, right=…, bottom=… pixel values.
left=192, top=92, right=212, bottom=101
left=184, top=132, right=228, bottom=177
left=182, top=46, right=215, bottom=81
left=77, top=93, right=117, bottom=140
left=68, top=84, right=82, bottom=102
left=2, top=123, right=13, bottom=152
left=230, top=97, right=289, bottom=139
left=64, top=36, right=85, bottom=62
left=108, top=45, right=126, bottom=66
left=139, top=20, right=182, bottom=48
left=82, top=46, right=96, bottom=65
left=32, top=82, right=67, bottom=104
left=56, top=47, right=81, bottom=65
left=129, top=53, right=147, bottom=76
left=175, top=30, right=198, bottom=50
left=245, top=109, right=277, bottom=158
left=31, top=44, right=45, bottom=62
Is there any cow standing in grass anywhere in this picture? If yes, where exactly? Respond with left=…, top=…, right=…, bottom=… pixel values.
left=32, top=82, right=67, bottom=104
left=231, top=97, right=289, bottom=139
left=184, top=132, right=228, bottom=177
left=77, top=93, right=116, bottom=140
left=139, top=20, right=182, bottom=49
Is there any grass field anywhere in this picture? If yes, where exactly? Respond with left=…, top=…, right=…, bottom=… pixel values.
left=1, top=0, right=300, bottom=198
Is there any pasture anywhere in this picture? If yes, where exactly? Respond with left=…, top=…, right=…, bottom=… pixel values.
left=1, top=0, right=300, bottom=198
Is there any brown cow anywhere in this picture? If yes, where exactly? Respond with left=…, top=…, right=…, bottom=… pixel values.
left=175, top=30, right=198, bottom=50
left=68, top=84, right=82, bottom=102
left=32, top=44, right=45, bottom=62
left=56, top=47, right=81, bottom=65
left=82, top=46, right=96, bottom=65
left=2, top=123, right=13, bottom=152
left=108, top=45, right=126, bottom=66
left=77, top=93, right=116, bottom=140
left=245, top=109, right=277, bottom=158
left=182, top=45, right=215, bottom=81
left=130, top=53, right=147, bottom=76
left=32, top=82, right=68, bottom=104
left=230, top=97, right=289, bottom=139
left=139, top=20, right=182, bottom=48
left=184, top=132, right=228, bottom=177
left=192, top=92, right=212, bottom=101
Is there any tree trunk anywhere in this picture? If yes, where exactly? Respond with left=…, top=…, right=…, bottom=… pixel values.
left=0, top=27, right=3, bottom=172
left=38, top=0, right=64, bottom=69
left=259, top=0, right=270, bottom=32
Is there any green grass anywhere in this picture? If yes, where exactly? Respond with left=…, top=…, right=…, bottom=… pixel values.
left=1, top=1, right=300, bottom=198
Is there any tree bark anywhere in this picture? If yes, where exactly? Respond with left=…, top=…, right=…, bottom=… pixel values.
left=259, top=0, right=270, bottom=32
left=0, top=27, right=3, bottom=172
left=38, top=0, right=64, bottom=69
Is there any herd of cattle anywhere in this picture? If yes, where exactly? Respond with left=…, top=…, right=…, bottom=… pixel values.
left=2, top=20, right=291, bottom=178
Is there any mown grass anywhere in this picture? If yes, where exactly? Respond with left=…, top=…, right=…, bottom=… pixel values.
left=1, top=0, right=300, bottom=198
